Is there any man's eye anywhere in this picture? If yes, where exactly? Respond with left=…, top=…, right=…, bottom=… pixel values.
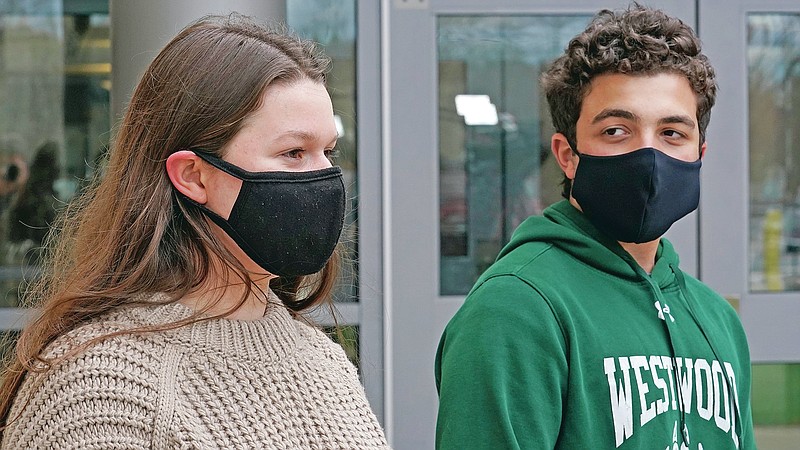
left=603, top=128, right=624, bottom=136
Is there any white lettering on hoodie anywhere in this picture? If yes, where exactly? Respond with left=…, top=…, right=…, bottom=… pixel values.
left=603, top=356, right=741, bottom=448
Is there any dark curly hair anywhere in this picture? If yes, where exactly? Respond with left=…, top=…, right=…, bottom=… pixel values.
left=541, top=3, right=717, bottom=198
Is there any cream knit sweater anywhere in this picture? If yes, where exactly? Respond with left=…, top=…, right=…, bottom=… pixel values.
left=3, top=294, right=389, bottom=449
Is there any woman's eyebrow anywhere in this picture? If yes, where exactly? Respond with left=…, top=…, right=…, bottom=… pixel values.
left=272, top=130, right=339, bottom=145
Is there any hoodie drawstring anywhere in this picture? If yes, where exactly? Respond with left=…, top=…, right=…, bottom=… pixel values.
left=670, top=263, right=744, bottom=449
left=647, top=271, right=691, bottom=447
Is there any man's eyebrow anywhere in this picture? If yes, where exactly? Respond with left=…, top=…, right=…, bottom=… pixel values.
left=591, top=108, right=637, bottom=124
left=591, top=109, right=697, bottom=129
left=658, top=115, right=696, bottom=128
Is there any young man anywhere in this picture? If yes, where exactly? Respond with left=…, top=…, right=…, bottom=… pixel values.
left=435, top=5, right=755, bottom=449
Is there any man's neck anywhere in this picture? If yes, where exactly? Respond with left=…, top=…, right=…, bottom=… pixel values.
left=618, top=240, right=660, bottom=274
left=568, top=196, right=661, bottom=273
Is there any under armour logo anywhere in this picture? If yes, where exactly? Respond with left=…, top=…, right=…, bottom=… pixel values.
left=655, top=300, right=675, bottom=323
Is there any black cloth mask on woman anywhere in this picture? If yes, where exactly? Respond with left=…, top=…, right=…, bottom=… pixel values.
left=570, top=146, right=701, bottom=244
left=178, top=151, right=345, bottom=277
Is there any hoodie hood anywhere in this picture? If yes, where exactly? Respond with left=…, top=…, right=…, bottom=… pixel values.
left=443, top=199, right=753, bottom=449
left=497, top=200, right=680, bottom=286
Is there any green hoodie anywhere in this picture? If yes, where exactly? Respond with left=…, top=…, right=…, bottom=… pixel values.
left=435, top=200, right=755, bottom=449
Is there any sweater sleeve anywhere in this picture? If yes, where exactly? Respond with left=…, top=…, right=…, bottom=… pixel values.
left=2, top=348, right=157, bottom=449
left=435, top=274, right=568, bottom=450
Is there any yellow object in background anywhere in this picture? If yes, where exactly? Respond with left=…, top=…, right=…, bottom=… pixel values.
left=763, top=208, right=784, bottom=291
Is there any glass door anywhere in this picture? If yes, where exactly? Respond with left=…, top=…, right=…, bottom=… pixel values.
left=386, top=1, right=695, bottom=448
left=0, top=0, right=110, bottom=343
left=700, top=0, right=800, bottom=446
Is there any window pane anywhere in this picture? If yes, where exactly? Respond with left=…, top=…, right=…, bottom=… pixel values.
left=0, top=1, right=109, bottom=307
left=438, top=16, right=590, bottom=295
left=748, top=14, right=800, bottom=292
left=288, top=0, right=358, bottom=303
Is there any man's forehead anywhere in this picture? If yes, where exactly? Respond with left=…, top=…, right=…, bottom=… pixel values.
left=578, top=73, right=699, bottom=121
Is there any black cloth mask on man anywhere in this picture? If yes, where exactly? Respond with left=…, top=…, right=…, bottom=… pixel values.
left=571, top=146, right=701, bottom=243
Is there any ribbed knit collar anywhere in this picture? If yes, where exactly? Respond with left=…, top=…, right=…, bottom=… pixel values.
left=128, top=293, right=302, bottom=365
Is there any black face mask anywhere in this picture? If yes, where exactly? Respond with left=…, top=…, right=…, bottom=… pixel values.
left=571, top=147, right=701, bottom=243
left=178, top=151, right=345, bottom=277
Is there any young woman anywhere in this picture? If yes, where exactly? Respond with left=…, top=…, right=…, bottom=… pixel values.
left=0, top=14, right=388, bottom=449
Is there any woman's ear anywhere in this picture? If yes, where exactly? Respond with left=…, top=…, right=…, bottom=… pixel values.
left=551, top=133, right=578, bottom=180
left=166, top=150, right=207, bottom=204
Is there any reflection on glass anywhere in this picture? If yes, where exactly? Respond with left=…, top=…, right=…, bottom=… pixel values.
left=748, top=14, right=800, bottom=292
left=288, top=0, right=358, bottom=303
left=0, top=2, right=110, bottom=307
left=438, top=16, right=590, bottom=295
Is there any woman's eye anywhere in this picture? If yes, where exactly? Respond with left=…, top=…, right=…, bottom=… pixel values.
left=284, top=149, right=303, bottom=159
left=325, top=148, right=340, bottom=161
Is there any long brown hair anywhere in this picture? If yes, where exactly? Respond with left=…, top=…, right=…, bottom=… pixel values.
left=0, top=14, right=338, bottom=433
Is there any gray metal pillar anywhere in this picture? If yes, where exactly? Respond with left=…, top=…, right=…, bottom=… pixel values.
left=110, top=0, right=285, bottom=122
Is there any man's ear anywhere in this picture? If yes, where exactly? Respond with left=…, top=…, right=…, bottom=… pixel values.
left=551, top=133, right=578, bottom=180
left=166, top=150, right=207, bottom=204
left=700, top=141, right=707, bottom=159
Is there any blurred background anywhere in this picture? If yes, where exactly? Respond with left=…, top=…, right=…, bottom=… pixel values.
left=0, top=0, right=796, bottom=448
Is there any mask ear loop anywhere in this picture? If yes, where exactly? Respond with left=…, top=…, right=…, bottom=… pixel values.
left=567, top=137, right=582, bottom=157
left=565, top=137, right=581, bottom=199
left=191, top=149, right=259, bottom=180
